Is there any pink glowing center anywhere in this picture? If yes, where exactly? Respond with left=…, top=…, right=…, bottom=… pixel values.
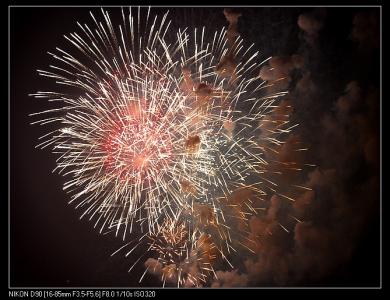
left=103, top=101, right=172, bottom=182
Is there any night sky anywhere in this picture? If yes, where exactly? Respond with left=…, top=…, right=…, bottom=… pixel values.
left=10, top=6, right=380, bottom=288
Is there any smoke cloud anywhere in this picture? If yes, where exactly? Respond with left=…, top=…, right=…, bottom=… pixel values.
left=210, top=7, right=380, bottom=287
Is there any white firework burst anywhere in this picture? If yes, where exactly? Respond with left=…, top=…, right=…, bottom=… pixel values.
left=30, top=7, right=306, bottom=286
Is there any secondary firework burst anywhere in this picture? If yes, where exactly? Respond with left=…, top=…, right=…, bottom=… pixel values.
left=144, top=218, right=218, bottom=287
left=30, top=7, right=310, bottom=286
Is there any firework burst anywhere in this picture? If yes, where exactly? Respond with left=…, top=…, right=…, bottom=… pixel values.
left=30, top=7, right=310, bottom=286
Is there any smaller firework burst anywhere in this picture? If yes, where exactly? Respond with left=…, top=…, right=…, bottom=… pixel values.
left=146, top=218, right=218, bottom=287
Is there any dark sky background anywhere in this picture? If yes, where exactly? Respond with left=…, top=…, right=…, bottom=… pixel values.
left=10, top=6, right=380, bottom=288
